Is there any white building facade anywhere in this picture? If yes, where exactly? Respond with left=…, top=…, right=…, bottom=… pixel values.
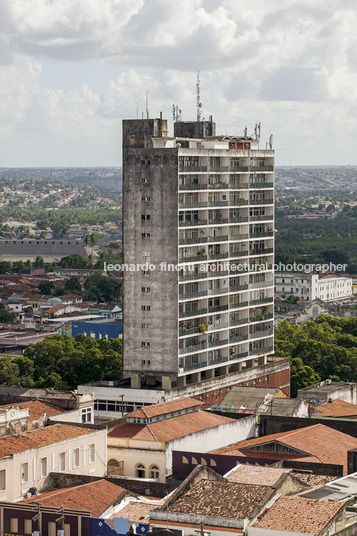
left=275, top=272, right=352, bottom=302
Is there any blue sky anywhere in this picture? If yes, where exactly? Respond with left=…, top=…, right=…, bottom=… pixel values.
left=1, top=0, right=357, bottom=166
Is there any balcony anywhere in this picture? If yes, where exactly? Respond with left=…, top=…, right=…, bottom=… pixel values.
left=208, top=235, right=229, bottom=242
left=249, top=165, right=274, bottom=172
left=183, top=360, right=208, bottom=372
left=179, top=219, right=208, bottom=227
left=230, top=234, right=249, bottom=241
left=208, top=322, right=229, bottom=331
left=208, top=354, right=230, bottom=366
left=229, top=334, right=247, bottom=344
left=230, top=216, right=249, bottom=223
left=249, top=297, right=273, bottom=306
left=208, top=270, right=229, bottom=278
left=208, top=218, right=229, bottom=225
left=249, top=215, right=274, bottom=222
left=229, top=351, right=249, bottom=361
left=179, top=166, right=208, bottom=173
left=230, top=317, right=249, bottom=326
left=249, top=280, right=274, bottom=289
left=249, top=329, right=273, bottom=339
left=229, top=166, right=249, bottom=172
left=179, top=201, right=208, bottom=209
left=180, top=236, right=208, bottom=245
left=180, top=308, right=207, bottom=318
left=209, top=251, right=229, bottom=261
left=250, top=345, right=274, bottom=355
left=179, top=184, right=207, bottom=190
left=208, top=200, right=229, bottom=207
left=250, top=231, right=274, bottom=238
left=208, top=304, right=229, bottom=313
left=208, top=286, right=230, bottom=296
left=180, top=254, right=208, bottom=263
left=179, top=271, right=208, bottom=281
left=249, top=248, right=274, bottom=256
left=230, top=250, right=249, bottom=258
left=179, top=341, right=207, bottom=355
left=230, top=301, right=249, bottom=310
left=249, top=199, right=274, bottom=206
left=249, top=182, right=274, bottom=188
left=179, top=290, right=207, bottom=300
left=179, top=326, right=201, bottom=336
left=208, top=166, right=230, bottom=172
left=229, top=199, right=249, bottom=207
left=208, top=183, right=229, bottom=189
left=229, top=182, right=249, bottom=189
left=229, top=284, right=249, bottom=292
left=208, top=338, right=229, bottom=348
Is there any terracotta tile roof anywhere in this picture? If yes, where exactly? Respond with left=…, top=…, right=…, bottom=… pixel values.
left=0, top=400, right=66, bottom=420
left=226, top=465, right=292, bottom=486
left=253, top=495, right=344, bottom=534
left=167, top=480, right=272, bottom=519
left=113, top=500, right=161, bottom=522
left=293, top=473, right=336, bottom=487
left=109, top=411, right=234, bottom=443
left=314, top=399, right=357, bottom=417
left=216, top=424, right=357, bottom=473
left=126, top=398, right=202, bottom=419
left=20, top=479, right=127, bottom=517
left=0, top=424, right=95, bottom=458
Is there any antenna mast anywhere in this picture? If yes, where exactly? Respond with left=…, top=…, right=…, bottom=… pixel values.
left=145, top=91, right=149, bottom=119
left=196, top=69, right=202, bottom=122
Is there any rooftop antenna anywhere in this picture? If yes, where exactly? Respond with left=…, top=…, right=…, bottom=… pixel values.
left=244, top=126, right=248, bottom=137
left=196, top=69, right=202, bottom=122
left=172, top=104, right=182, bottom=123
left=269, top=134, right=273, bottom=150
left=254, top=122, right=261, bottom=140
left=145, top=91, right=149, bottom=119
left=136, top=102, right=139, bottom=120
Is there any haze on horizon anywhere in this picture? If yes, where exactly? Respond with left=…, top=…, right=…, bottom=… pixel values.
left=1, top=0, right=357, bottom=168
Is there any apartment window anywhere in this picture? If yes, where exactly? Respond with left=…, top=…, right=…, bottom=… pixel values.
left=81, top=407, right=92, bottom=423
left=73, top=448, right=80, bottom=468
left=0, top=470, right=5, bottom=490
left=142, top=196, right=150, bottom=202
left=142, top=232, right=151, bottom=238
left=141, top=305, right=151, bottom=311
left=89, top=444, right=95, bottom=464
left=59, top=452, right=66, bottom=472
left=41, top=457, right=47, bottom=478
left=141, top=341, right=151, bottom=347
left=21, top=462, right=29, bottom=483
left=136, top=464, right=146, bottom=478
left=150, top=465, right=160, bottom=479
left=24, top=519, right=32, bottom=534
left=141, top=323, right=150, bottom=329
left=141, top=214, right=151, bottom=221
left=141, top=287, right=151, bottom=293
left=142, top=177, right=149, bottom=184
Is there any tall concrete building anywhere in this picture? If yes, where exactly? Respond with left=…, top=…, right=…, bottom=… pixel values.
left=123, top=115, right=275, bottom=391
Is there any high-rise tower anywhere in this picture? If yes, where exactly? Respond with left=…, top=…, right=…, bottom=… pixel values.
left=123, top=115, right=275, bottom=391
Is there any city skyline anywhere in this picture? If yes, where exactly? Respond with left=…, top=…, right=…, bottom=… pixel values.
left=1, top=0, right=357, bottom=167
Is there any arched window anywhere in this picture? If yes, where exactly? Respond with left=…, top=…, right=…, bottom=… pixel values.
left=136, top=464, right=146, bottom=478
left=107, top=459, right=123, bottom=476
left=150, top=465, right=160, bottom=479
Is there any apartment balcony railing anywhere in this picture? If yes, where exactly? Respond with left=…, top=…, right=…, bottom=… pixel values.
left=230, top=317, right=249, bottom=326
left=229, top=166, right=249, bottom=172
left=249, top=165, right=274, bottom=172
left=180, top=254, right=208, bottom=263
left=208, top=183, right=229, bottom=189
left=208, top=218, right=229, bottom=225
left=229, top=335, right=247, bottom=344
left=250, top=345, right=274, bottom=355
left=208, top=322, right=229, bottom=331
left=179, top=271, right=208, bottom=281
left=208, top=270, right=230, bottom=278
left=250, top=313, right=274, bottom=323
left=249, top=215, right=274, bottom=222
left=208, top=354, right=230, bottom=366
left=179, top=342, right=207, bottom=355
left=208, top=200, right=229, bottom=207
left=250, top=231, right=274, bottom=238
left=249, top=281, right=274, bottom=289
left=208, top=235, right=229, bottom=242
left=180, top=236, right=208, bottom=245
left=179, top=166, right=208, bottom=173
left=229, top=182, right=249, bottom=189
left=209, top=252, right=229, bottom=260
left=179, top=326, right=201, bottom=336
left=229, top=284, right=249, bottom=292
left=179, top=290, right=207, bottom=300
left=179, top=201, right=208, bottom=209
left=229, top=351, right=249, bottom=361
left=230, top=216, right=249, bottom=223
left=179, top=184, right=207, bottom=190
left=249, top=182, right=274, bottom=188
left=183, top=360, right=208, bottom=372
left=208, top=286, right=230, bottom=296
left=208, top=166, right=230, bottom=172
left=230, top=250, right=249, bottom=258
left=249, top=248, right=274, bottom=256
left=249, top=199, right=274, bottom=205
left=249, top=297, right=273, bottom=306
left=179, top=308, right=208, bottom=318
left=208, top=338, right=229, bottom=348
left=249, top=329, right=273, bottom=339
left=230, top=235, right=249, bottom=242
left=229, top=199, right=249, bottom=206
left=179, top=219, right=208, bottom=227
left=208, top=304, right=229, bottom=313
left=230, top=301, right=249, bottom=310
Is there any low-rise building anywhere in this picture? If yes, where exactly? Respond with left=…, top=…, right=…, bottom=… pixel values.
left=298, top=380, right=357, bottom=406
left=107, top=398, right=256, bottom=481
left=275, top=272, right=353, bottom=302
left=0, top=423, right=107, bottom=501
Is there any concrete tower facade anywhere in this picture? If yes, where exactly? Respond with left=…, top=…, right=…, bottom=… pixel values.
left=123, top=116, right=275, bottom=391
